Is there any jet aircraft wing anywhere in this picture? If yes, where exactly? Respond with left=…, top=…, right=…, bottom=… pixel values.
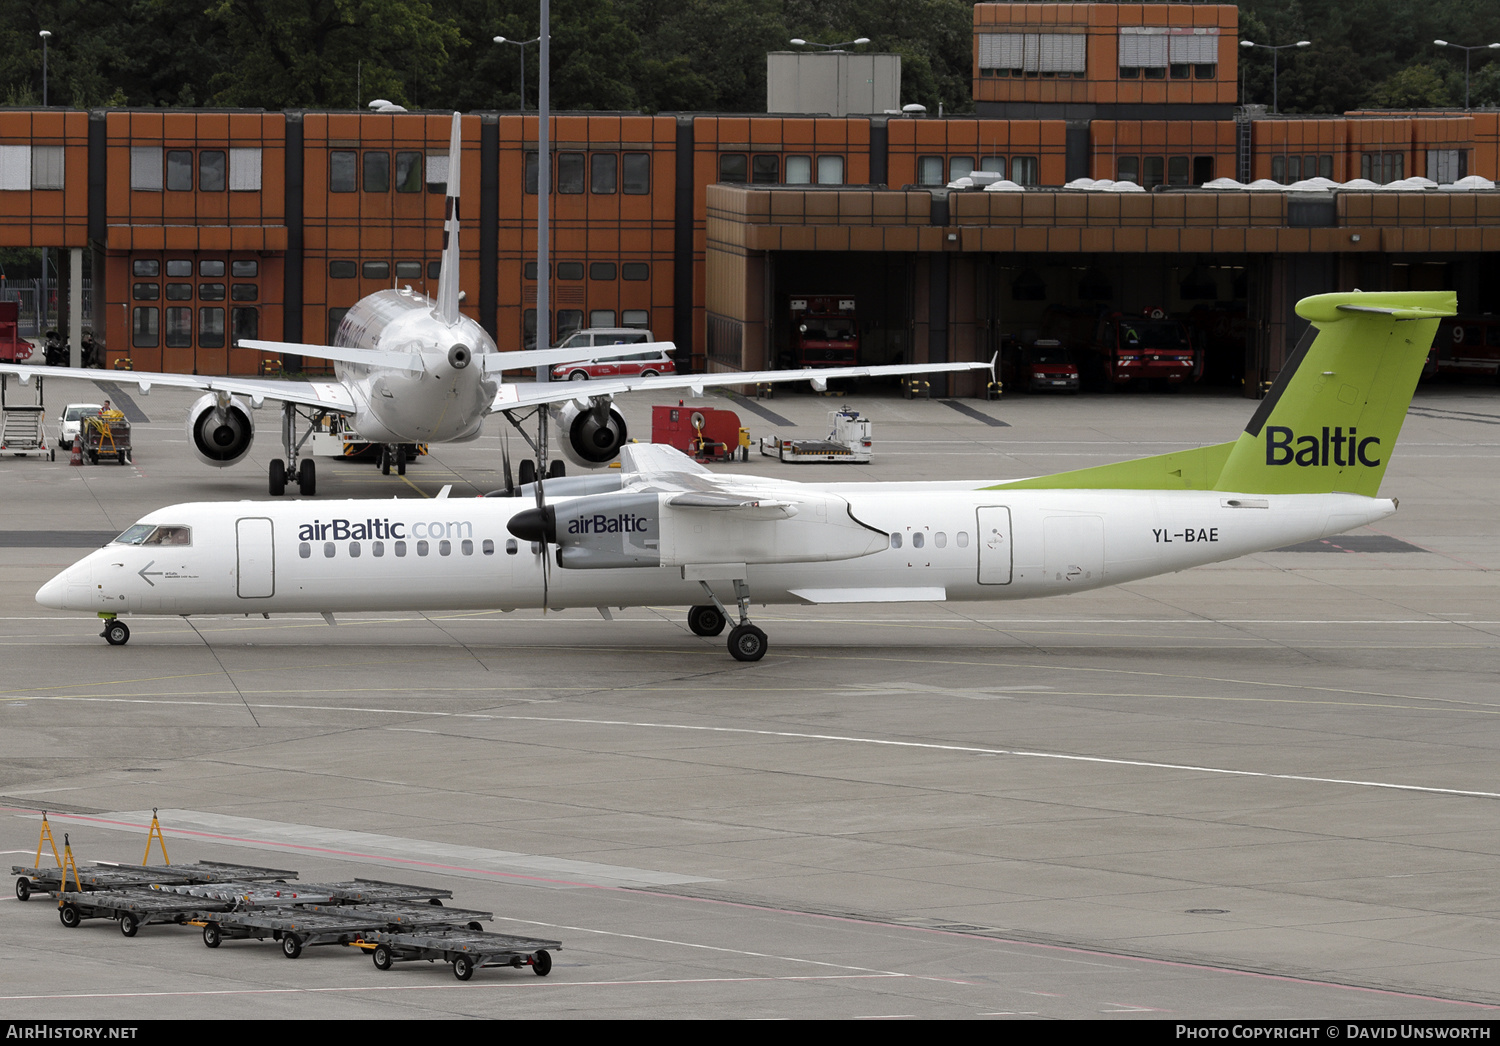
left=239, top=338, right=680, bottom=376
left=0, top=362, right=357, bottom=413
left=488, top=357, right=995, bottom=412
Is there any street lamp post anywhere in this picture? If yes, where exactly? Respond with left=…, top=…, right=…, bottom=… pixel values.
left=789, top=37, right=870, bottom=52
left=1433, top=40, right=1500, bottom=110
left=38, top=29, right=50, bottom=106
left=1240, top=38, right=1311, bottom=115
left=494, top=35, right=541, bottom=111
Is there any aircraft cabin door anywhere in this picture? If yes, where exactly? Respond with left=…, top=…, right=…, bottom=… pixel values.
left=976, top=506, right=1012, bottom=585
left=236, top=517, right=275, bottom=598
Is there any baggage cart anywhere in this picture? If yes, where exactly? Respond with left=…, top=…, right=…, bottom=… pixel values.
left=359, top=927, right=562, bottom=981
left=80, top=410, right=131, bottom=465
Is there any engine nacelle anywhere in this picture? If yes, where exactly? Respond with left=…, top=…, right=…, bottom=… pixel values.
left=186, top=393, right=254, bottom=467
left=551, top=400, right=628, bottom=468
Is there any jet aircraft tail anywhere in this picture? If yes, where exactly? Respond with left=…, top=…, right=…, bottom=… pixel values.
left=987, top=290, right=1454, bottom=497
left=433, top=111, right=464, bottom=327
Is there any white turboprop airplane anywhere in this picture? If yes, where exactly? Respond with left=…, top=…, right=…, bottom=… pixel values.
left=0, top=112, right=990, bottom=497
left=37, top=290, right=1451, bottom=661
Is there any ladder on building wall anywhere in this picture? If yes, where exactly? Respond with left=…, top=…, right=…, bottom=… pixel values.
left=1236, top=109, right=1255, bottom=183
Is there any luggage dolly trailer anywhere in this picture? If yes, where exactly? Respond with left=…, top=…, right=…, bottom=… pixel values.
left=79, top=410, right=132, bottom=465
left=14, top=860, right=299, bottom=901
left=55, top=887, right=235, bottom=937
left=196, top=902, right=494, bottom=958
left=359, top=927, right=562, bottom=981
left=759, top=408, right=873, bottom=464
left=151, top=877, right=453, bottom=906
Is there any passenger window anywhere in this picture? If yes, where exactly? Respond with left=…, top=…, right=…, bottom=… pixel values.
left=483, top=539, right=495, bottom=555
left=395, top=540, right=407, bottom=557
left=417, top=540, right=429, bottom=556
left=299, top=542, right=311, bottom=559
left=912, top=532, right=925, bottom=549
left=890, top=533, right=902, bottom=549
left=324, top=542, right=335, bottom=557
left=956, top=532, right=969, bottom=548
left=934, top=532, right=947, bottom=548
left=462, top=539, right=474, bottom=556
left=439, top=540, right=451, bottom=556
left=372, top=541, right=384, bottom=557
left=506, top=539, right=518, bottom=555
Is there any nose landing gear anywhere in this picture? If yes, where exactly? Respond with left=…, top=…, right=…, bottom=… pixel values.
left=100, top=617, right=130, bottom=646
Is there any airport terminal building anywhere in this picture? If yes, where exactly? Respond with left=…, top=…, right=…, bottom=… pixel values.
left=4, top=2, right=1500, bottom=396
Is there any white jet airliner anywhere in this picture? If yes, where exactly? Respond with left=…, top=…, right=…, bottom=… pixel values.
left=36, top=290, right=1451, bottom=661
left=0, top=112, right=990, bottom=497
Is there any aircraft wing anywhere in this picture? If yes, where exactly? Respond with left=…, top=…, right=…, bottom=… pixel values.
left=239, top=338, right=678, bottom=376
left=0, top=362, right=356, bottom=413
left=488, top=357, right=995, bottom=412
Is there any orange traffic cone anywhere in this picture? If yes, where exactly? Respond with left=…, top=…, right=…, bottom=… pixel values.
left=69, top=435, right=82, bottom=466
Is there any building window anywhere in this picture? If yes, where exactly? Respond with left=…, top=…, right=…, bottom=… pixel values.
left=623, top=152, right=650, bottom=194
left=590, top=310, right=616, bottom=327
left=719, top=154, right=747, bottom=183
left=817, top=156, right=844, bottom=185
left=133, top=259, right=160, bottom=278
left=752, top=155, right=779, bottom=184
left=1361, top=152, right=1404, bottom=184
left=1168, top=156, right=1190, bottom=186
left=427, top=261, right=441, bottom=280
left=166, top=283, right=193, bottom=301
left=623, top=309, right=649, bottom=328
left=229, top=147, right=261, bottom=191
left=231, top=260, right=258, bottom=278
left=1428, top=149, right=1465, bottom=183
left=199, top=151, right=226, bottom=192
left=979, top=156, right=1006, bottom=174
left=1118, top=28, right=1168, bottom=79
left=556, top=262, right=584, bottom=280
left=785, top=155, right=812, bottom=184
left=950, top=157, right=974, bottom=181
left=1117, top=156, right=1139, bottom=183
left=917, top=156, right=944, bottom=186
left=31, top=145, right=63, bottom=190
left=231, top=307, right=258, bottom=343
left=589, top=262, right=616, bottom=281
left=132, top=307, right=158, bottom=347
left=165, top=307, right=193, bottom=348
left=132, top=283, right=159, bottom=301
left=167, top=259, right=192, bottom=277
left=396, top=261, right=423, bottom=279
left=328, top=307, right=349, bottom=341
left=329, top=260, right=356, bottom=279
left=557, top=310, right=583, bottom=342
left=364, top=151, right=390, bottom=192
left=395, top=151, right=422, bottom=192
left=1010, top=156, right=1038, bottom=185
left=0, top=145, right=29, bottom=189
left=425, top=153, right=448, bottom=194
left=1143, top=156, right=1164, bottom=189
left=362, top=261, right=390, bottom=280
left=557, top=152, right=584, bottom=193
left=591, top=153, right=617, bottom=194
left=523, top=309, right=537, bottom=351
left=199, top=307, right=225, bottom=348
left=200, top=259, right=225, bottom=277
left=978, top=32, right=1086, bottom=77
left=231, top=283, right=258, bottom=301
left=1169, top=31, right=1218, bottom=78
left=130, top=147, right=163, bottom=191
left=622, top=262, right=649, bottom=281
left=198, top=283, right=225, bottom=301
left=525, top=151, right=538, bottom=195
left=166, top=150, right=193, bottom=191
left=330, top=151, right=357, bottom=192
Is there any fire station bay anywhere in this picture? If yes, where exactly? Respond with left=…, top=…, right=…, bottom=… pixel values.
left=9, top=3, right=1500, bottom=398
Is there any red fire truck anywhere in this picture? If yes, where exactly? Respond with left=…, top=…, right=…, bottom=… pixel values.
left=1427, top=316, right=1500, bottom=379
left=787, top=296, right=860, bottom=369
left=1082, top=307, right=1200, bottom=389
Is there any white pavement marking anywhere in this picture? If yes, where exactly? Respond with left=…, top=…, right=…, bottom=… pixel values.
left=31, top=809, right=716, bottom=890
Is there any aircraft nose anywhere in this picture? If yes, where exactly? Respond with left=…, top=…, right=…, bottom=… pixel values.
left=36, top=560, right=89, bottom=611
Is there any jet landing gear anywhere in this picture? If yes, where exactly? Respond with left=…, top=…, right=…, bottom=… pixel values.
left=100, top=617, right=130, bottom=646
left=269, top=402, right=325, bottom=496
left=379, top=444, right=407, bottom=476
left=697, top=580, right=767, bottom=662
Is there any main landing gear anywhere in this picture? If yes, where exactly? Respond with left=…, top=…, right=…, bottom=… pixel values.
left=378, top=444, right=408, bottom=476
left=695, top=580, right=767, bottom=662
left=268, top=402, right=324, bottom=496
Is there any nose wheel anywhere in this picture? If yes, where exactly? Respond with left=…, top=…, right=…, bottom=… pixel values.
left=101, top=618, right=130, bottom=646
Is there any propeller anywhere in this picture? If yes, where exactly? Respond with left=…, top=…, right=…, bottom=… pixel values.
left=500, top=427, right=516, bottom=496
left=535, top=408, right=552, bottom=609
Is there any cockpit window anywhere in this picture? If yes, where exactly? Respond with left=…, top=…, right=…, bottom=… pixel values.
left=113, top=524, right=191, bottom=546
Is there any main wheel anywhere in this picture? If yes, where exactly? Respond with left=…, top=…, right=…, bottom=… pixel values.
left=59, top=903, right=80, bottom=928
left=395, top=445, right=407, bottom=476
left=203, top=923, right=221, bottom=948
left=518, top=459, right=537, bottom=486
left=453, top=955, right=474, bottom=981
left=532, top=949, right=552, bottom=977
left=103, top=620, right=130, bottom=647
left=298, top=459, right=316, bottom=496
left=372, top=944, right=393, bottom=971
left=15, top=877, right=30, bottom=901
left=119, top=913, right=138, bottom=937
left=379, top=446, right=390, bottom=475
left=466, top=921, right=483, bottom=932
left=727, top=624, right=768, bottom=662
left=548, top=459, right=565, bottom=479
left=269, top=458, right=286, bottom=496
left=281, top=933, right=302, bottom=959
left=687, top=604, right=727, bottom=637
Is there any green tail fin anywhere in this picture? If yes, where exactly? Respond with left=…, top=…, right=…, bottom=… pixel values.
left=1213, top=290, right=1454, bottom=496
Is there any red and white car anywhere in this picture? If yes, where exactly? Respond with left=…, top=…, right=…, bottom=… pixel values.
left=550, top=328, right=676, bottom=381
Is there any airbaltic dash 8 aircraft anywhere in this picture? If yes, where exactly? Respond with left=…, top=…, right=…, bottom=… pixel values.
left=38, top=290, right=1452, bottom=661
left=0, top=112, right=989, bottom=498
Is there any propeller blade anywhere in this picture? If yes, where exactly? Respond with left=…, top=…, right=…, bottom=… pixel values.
left=537, top=409, right=550, bottom=610
left=500, top=428, right=515, bottom=496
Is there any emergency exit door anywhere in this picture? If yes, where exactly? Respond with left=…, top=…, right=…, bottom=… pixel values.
left=977, top=506, right=1012, bottom=585
left=236, top=517, right=275, bottom=598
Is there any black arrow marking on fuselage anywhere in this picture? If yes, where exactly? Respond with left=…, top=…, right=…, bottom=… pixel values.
left=138, top=560, right=163, bottom=587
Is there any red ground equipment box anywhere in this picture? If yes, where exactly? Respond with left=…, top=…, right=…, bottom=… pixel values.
left=651, top=405, right=748, bottom=462
left=0, top=302, right=28, bottom=363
